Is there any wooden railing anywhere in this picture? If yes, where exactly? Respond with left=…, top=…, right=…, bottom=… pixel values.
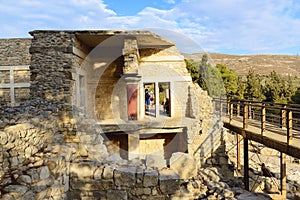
left=213, top=98, right=300, bottom=145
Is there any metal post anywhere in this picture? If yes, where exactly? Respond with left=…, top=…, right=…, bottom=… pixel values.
left=244, top=138, right=249, bottom=191
left=261, top=104, right=266, bottom=136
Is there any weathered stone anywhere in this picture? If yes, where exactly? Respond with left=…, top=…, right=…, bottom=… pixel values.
left=3, top=185, right=28, bottom=194
left=114, top=167, right=136, bottom=187
left=94, top=166, right=104, bottom=180
left=143, top=169, right=159, bottom=187
left=107, top=190, right=127, bottom=200
left=18, top=175, right=32, bottom=184
left=70, top=162, right=97, bottom=180
left=170, top=152, right=198, bottom=179
left=22, top=191, right=35, bottom=200
left=159, top=169, right=180, bottom=195
left=39, top=166, right=50, bottom=179
left=102, top=165, right=115, bottom=179
left=145, top=154, right=166, bottom=169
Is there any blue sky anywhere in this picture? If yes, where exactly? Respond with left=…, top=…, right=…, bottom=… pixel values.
left=0, top=0, right=300, bottom=55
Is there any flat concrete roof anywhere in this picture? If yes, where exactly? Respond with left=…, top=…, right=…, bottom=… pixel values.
left=29, top=30, right=175, bottom=48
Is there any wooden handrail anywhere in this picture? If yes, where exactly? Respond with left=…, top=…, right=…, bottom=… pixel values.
left=213, top=98, right=300, bottom=144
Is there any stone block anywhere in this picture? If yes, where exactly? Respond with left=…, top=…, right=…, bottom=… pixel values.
left=169, top=152, right=198, bottom=179
left=143, top=169, right=159, bottom=187
left=114, top=167, right=136, bottom=187
left=69, top=162, right=97, bottom=180
left=107, top=190, right=127, bottom=200
left=145, top=154, right=166, bottom=169
left=39, top=166, right=50, bottom=180
left=102, top=165, right=115, bottom=179
left=159, top=169, right=180, bottom=195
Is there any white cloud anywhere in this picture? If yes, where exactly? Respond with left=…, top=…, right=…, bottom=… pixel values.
left=0, top=0, right=299, bottom=54
left=166, top=0, right=176, bottom=4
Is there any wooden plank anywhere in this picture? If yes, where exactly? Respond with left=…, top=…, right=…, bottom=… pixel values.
left=224, top=121, right=300, bottom=159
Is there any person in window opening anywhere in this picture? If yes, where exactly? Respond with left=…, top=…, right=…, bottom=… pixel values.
left=145, top=89, right=151, bottom=111
left=164, top=98, right=170, bottom=115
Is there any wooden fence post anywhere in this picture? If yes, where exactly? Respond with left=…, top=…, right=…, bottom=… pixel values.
left=281, top=105, right=287, bottom=130
left=229, top=101, right=233, bottom=124
left=287, top=110, right=293, bottom=145
left=237, top=101, right=240, bottom=116
left=261, top=103, right=266, bottom=137
left=243, top=103, right=248, bottom=129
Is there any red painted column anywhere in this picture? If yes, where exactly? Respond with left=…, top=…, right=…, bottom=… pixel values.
left=127, top=84, right=138, bottom=120
left=122, top=74, right=141, bottom=120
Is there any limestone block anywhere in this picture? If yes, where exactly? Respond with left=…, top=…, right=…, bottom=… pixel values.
left=145, top=154, right=166, bottom=169
left=22, top=191, right=35, bottom=200
left=39, top=166, right=50, bottom=180
left=102, top=165, right=115, bottom=179
left=169, top=152, right=198, bottom=179
left=159, top=169, right=180, bottom=195
left=107, top=190, right=127, bottom=200
left=114, top=167, right=136, bottom=187
left=17, top=175, right=32, bottom=184
left=3, top=185, right=29, bottom=196
left=0, top=131, right=8, bottom=145
left=69, top=162, right=97, bottom=180
left=94, top=166, right=104, bottom=180
left=143, top=169, right=159, bottom=187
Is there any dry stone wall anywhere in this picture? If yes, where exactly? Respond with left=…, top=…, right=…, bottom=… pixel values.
left=0, top=38, right=31, bottom=66
left=0, top=30, right=225, bottom=199
left=29, top=31, right=75, bottom=103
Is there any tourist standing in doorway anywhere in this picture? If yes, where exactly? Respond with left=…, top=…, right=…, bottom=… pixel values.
left=145, top=89, right=151, bottom=111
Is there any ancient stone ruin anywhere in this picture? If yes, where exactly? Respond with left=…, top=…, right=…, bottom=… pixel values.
left=0, top=30, right=224, bottom=199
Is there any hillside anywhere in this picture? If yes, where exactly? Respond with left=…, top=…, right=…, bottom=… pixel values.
left=183, top=53, right=300, bottom=77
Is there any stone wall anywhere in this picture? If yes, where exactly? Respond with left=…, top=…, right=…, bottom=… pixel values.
left=29, top=31, right=75, bottom=103
left=0, top=38, right=31, bottom=106
left=0, top=30, right=225, bottom=199
left=69, top=161, right=181, bottom=199
left=0, top=104, right=109, bottom=199
left=0, top=38, right=31, bottom=66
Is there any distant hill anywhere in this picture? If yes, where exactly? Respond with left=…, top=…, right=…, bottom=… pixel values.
left=183, top=53, right=300, bottom=77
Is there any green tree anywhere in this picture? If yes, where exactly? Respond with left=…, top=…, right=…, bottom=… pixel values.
left=216, top=63, right=238, bottom=98
left=263, top=71, right=287, bottom=103
left=284, top=75, right=296, bottom=102
left=236, top=78, right=246, bottom=99
left=244, top=69, right=265, bottom=101
left=185, top=59, right=200, bottom=83
left=185, top=55, right=227, bottom=98
left=291, top=88, right=300, bottom=104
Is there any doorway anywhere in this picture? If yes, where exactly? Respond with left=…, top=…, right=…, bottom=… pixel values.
left=143, top=82, right=171, bottom=118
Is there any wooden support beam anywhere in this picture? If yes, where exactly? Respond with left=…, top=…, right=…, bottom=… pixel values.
left=244, top=138, right=249, bottom=191
left=280, top=152, right=287, bottom=198
left=237, top=134, right=241, bottom=170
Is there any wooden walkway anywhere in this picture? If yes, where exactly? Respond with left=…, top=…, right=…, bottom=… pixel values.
left=223, top=116, right=300, bottom=159
left=214, top=99, right=300, bottom=159
left=214, top=99, right=300, bottom=198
